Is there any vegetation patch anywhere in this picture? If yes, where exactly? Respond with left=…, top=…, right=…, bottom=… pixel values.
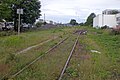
left=66, top=67, right=79, bottom=77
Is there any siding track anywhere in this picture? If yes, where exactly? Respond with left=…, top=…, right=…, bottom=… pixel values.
left=1, top=30, right=86, bottom=80
left=1, top=37, right=68, bottom=80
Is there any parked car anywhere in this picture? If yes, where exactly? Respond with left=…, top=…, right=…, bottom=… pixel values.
left=0, top=22, right=5, bottom=30
left=2, top=22, right=14, bottom=30
left=21, top=23, right=33, bottom=31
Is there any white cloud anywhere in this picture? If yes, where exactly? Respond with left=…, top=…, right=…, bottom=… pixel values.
left=40, top=0, right=120, bottom=23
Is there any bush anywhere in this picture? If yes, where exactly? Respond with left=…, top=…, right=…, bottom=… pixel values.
left=5, top=53, right=17, bottom=64
left=101, top=25, right=109, bottom=29
left=35, top=22, right=43, bottom=27
left=111, top=26, right=120, bottom=35
left=0, top=31, right=17, bottom=37
left=66, top=67, right=79, bottom=77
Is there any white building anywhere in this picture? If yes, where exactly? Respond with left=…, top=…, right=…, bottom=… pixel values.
left=93, top=10, right=120, bottom=28
left=116, top=13, right=120, bottom=25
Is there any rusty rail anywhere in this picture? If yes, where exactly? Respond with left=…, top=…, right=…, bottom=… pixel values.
left=58, top=33, right=80, bottom=80
left=1, top=37, right=68, bottom=80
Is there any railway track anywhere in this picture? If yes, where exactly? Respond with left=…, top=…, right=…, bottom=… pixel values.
left=1, top=30, right=87, bottom=80
left=58, top=30, right=87, bottom=80
left=1, top=37, right=68, bottom=80
left=58, top=32, right=80, bottom=80
left=16, top=36, right=58, bottom=55
left=0, top=37, right=58, bottom=63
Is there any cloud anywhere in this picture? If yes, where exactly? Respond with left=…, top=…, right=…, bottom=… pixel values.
left=40, top=0, right=120, bottom=23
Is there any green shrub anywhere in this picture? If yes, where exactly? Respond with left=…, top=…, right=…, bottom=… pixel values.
left=66, top=67, right=79, bottom=77
left=0, top=31, right=17, bottom=37
left=5, top=53, right=18, bottom=64
left=35, top=22, right=43, bottom=27
left=101, top=25, right=109, bottom=29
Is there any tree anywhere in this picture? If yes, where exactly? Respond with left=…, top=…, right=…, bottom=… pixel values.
left=70, top=19, right=78, bottom=25
left=79, top=23, right=84, bottom=26
left=85, top=13, right=96, bottom=26
left=35, top=21, right=44, bottom=27
left=13, top=0, right=41, bottom=31
left=0, top=0, right=41, bottom=31
left=0, top=0, right=13, bottom=21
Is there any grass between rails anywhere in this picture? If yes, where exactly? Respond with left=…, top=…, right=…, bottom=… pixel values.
left=0, top=27, right=75, bottom=78
left=0, top=35, right=66, bottom=78
left=62, top=36, right=88, bottom=80
left=0, top=28, right=71, bottom=63
left=62, top=35, right=103, bottom=80
left=0, top=26, right=119, bottom=80
left=12, top=35, right=77, bottom=80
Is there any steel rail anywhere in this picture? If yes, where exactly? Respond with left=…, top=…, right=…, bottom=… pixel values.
left=1, top=37, right=68, bottom=80
left=58, top=33, right=80, bottom=80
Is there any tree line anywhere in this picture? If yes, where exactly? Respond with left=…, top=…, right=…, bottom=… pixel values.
left=70, top=13, right=96, bottom=26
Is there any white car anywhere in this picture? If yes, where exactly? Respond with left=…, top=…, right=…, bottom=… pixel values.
left=1, top=22, right=14, bottom=30
left=0, top=22, right=5, bottom=30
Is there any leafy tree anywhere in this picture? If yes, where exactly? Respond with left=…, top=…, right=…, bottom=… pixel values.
left=85, top=13, right=96, bottom=26
left=0, top=0, right=41, bottom=31
left=35, top=21, right=44, bottom=27
left=13, top=0, right=41, bottom=31
left=0, top=0, right=13, bottom=21
left=70, top=19, right=78, bottom=25
left=79, top=23, right=84, bottom=26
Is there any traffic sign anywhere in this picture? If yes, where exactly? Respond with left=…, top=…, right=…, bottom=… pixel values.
left=17, top=9, right=23, bottom=14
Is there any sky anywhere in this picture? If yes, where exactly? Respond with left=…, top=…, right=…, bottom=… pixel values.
left=39, top=0, right=120, bottom=23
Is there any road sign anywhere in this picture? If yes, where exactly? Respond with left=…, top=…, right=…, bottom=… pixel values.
left=17, top=9, right=23, bottom=14
left=17, top=9, right=23, bottom=35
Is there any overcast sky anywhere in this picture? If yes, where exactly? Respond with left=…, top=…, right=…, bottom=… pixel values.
left=39, top=0, right=120, bottom=23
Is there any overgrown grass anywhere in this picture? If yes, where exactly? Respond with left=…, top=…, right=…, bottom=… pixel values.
left=0, top=27, right=75, bottom=79
left=62, top=26, right=119, bottom=80
left=0, top=31, right=17, bottom=37
left=0, top=35, right=65, bottom=78
left=0, top=26, right=119, bottom=79
left=12, top=35, right=77, bottom=80
left=0, top=28, right=66, bottom=59
left=76, top=26, right=120, bottom=80
left=89, top=29, right=120, bottom=79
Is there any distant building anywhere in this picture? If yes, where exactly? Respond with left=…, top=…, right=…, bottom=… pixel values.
left=39, top=19, right=44, bottom=23
left=93, top=9, right=120, bottom=28
left=102, top=9, right=120, bottom=15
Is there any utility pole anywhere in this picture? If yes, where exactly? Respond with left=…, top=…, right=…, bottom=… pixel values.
left=102, top=13, right=104, bottom=27
left=44, top=13, right=46, bottom=23
left=18, top=13, right=20, bottom=35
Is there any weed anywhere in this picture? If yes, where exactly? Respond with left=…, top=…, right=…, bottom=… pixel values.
left=59, top=35, right=63, bottom=38
left=0, top=31, right=17, bottom=37
left=5, top=53, right=18, bottom=64
left=98, top=70, right=110, bottom=79
left=66, top=67, right=79, bottom=77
